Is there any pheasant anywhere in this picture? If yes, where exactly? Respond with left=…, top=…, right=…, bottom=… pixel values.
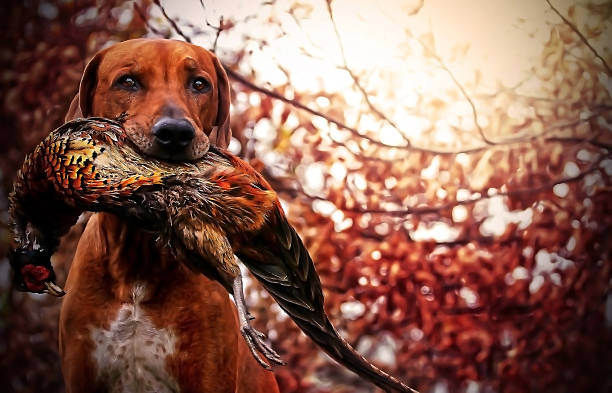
left=9, top=117, right=418, bottom=393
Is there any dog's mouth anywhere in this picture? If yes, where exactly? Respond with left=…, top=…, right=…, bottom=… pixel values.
left=118, top=114, right=211, bottom=162
left=146, top=145, right=208, bottom=163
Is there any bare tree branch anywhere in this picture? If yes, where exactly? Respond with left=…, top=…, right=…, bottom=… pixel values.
left=151, top=3, right=411, bottom=150
left=277, top=153, right=609, bottom=217
left=356, top=153, right=608, bottom=215
left=288, top=5, right=325, bottom=54
left=197, top=0, right=225, bottom=53
left=153, top=0, right=192, bottom=43
left=133, top=3, right=166, bottom=37
left=221, top=66, right=399, bottom=147
left=153, top=3, right=611, bottom=157
left=325, top=1, right=411, bottom=146
left=485, top=109, right=607, bottom=145
left=546, top=0, right=611, bottom=76
left=413, top=34, right=495, bottom=145
left=209, top=16, right=224, bottom=53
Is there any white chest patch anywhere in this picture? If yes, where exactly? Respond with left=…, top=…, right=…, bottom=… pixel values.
left=90, top=283, right=180, bottom=393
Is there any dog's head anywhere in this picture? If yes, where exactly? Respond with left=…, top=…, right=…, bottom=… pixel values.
left=66, top=38, right=231, bottom=160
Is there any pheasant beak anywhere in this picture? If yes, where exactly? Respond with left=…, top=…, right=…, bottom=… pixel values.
left=43, top=281, right=66, bottom=297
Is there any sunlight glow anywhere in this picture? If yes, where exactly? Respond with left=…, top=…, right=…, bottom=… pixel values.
left=410, top=221, right=460, bottom=242
left=303, top=163, right=326, bottom=193
left=166, top=0, right=586, bottom=147
left=379, top=123, right=407, bottom=147
left=479, top=196, right=533, bottom=237
left=563, top=162, right=580, bottom=177
left=312, top=199, right=336, bottom=217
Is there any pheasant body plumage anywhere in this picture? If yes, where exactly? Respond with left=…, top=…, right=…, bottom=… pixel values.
left=9, top=117, right=417, bottom=393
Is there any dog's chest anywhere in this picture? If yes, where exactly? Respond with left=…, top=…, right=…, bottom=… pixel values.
left=90, top=283, right=180, bottom=393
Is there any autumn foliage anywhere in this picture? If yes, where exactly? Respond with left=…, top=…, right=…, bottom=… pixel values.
left=0, top=1, right=610, bottom=393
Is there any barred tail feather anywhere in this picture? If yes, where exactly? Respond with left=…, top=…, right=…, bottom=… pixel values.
left=291, top=315, right=418, bottom=393
left=239, top=209, right=418, bottom=393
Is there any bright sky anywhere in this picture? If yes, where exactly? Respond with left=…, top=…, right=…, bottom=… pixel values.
left=158, top=0, right=603, bottom=148
left=161, top=0, right=586, bottom=89
left=157, top=0, right=608, bottom=242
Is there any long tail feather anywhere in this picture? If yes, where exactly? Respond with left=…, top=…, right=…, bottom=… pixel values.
left=294, top=316, right=417, bottom=393
left=238, top=209, right=418, bottom=393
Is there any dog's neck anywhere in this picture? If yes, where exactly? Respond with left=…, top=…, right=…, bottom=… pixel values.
left=95, top=212, right=181, bottom=303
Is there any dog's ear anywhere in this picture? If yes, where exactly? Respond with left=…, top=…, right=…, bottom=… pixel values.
left=208, top=55, right=231, bottom=149
left=64, top=94, right=82, bottom=122
left=64, top=50, right=105, bottom=121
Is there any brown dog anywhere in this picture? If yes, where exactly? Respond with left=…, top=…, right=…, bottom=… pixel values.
left=59, top=39, right=280, bottom=393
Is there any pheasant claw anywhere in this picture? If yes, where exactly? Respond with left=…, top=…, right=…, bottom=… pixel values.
left=44, top=282, right=66, bottom=297
left=233, top=274, right=285, bottom=369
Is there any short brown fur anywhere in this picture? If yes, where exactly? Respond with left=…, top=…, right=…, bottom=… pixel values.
left=59, top=38, right=279, bottom=393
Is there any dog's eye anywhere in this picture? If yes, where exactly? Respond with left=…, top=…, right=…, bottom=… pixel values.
left=191, top=77, right=211, bottom=93
left=116, top=75, right=138, bottom=90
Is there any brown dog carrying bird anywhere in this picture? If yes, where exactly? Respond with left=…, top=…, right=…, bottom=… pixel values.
left=9, top=117, right=418, bottom=393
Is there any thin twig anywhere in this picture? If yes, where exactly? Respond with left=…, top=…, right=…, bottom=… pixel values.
left=418, top=40, right=495, bottom=145
left=133, top=2, right=166, bottom=37
left=278, top=153, right=609, bottom=216
left=151, top=0, right=404, bottom=150
left=484, top=109, right=606, bottom=145
left=408, top=25, right=494, bottom=145
left=288, top=7, right=325, bottom=54
left=325, top=1, right=411, bottom=146
left=198, top=0, right=225, bottom=53
left=222, top=66, right=401, bottom=149
left=357, top=153, right=608, bottom=215
left=209, top=16, right=224, bottom=53
left=154, top=4, right=611, bottom=156
left=226, top=67, right=612, bottom=155
left=545, top=0, right=611, bottom=75
left=152, top=0, right=192, bottom=43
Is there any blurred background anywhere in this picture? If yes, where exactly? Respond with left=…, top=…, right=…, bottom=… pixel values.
left=0, top=0, right=611, bottom=392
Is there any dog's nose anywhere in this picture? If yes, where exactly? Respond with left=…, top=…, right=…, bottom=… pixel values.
left=152, top=117, right=195, bottom=152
